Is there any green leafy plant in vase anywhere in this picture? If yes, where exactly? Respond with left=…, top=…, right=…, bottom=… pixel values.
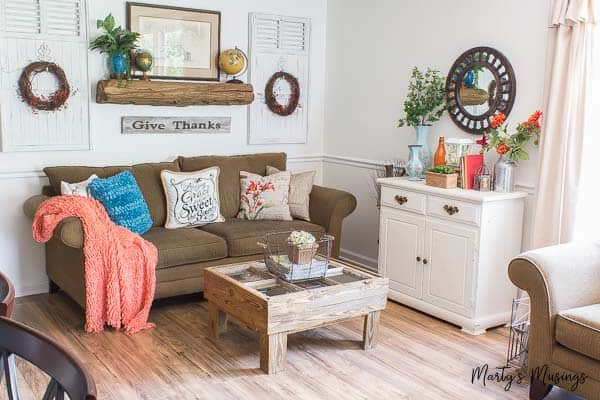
left=90, top=14, right=140, bottom=80
left=397, top=67, right=447, bottom=171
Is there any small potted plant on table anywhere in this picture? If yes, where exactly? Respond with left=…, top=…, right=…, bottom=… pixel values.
left=287, top=231, right=319, bottom=265
left=426, top=165, right=459, bottom=189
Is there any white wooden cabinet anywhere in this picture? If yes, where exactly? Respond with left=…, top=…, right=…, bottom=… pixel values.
left=377, top=178, right=527, bottom=335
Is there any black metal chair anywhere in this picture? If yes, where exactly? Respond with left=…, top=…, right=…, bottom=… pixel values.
left=0, top=271, right=15, bottom=317
left=0, top=316, right=97, bottom=399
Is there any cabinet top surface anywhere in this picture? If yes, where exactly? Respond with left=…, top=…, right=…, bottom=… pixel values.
left=377, top=177, right=528, bottom=203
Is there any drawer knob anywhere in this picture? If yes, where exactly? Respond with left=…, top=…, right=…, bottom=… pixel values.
left=416, top=256, right=421, bottom=262
left=394, top=195, right=408, bottom=205
left=443, top=205, right=460, bottom=215
left=423, top=259, right=428, bottom=265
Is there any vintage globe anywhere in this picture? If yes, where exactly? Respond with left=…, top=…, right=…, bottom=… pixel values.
left=218, top=48, right=247, bottom=77
left=135, top=51, right=153, bottom=72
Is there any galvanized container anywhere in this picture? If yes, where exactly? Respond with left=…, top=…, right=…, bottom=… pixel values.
left=494, top=157, right=517, bottom=193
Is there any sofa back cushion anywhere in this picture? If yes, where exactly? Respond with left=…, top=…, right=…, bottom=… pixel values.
left=178, top=153, right=287, bottom=218
left=44, top=161, right=180, bottom=227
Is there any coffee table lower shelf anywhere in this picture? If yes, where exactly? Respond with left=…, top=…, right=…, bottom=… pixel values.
left=204, top=260, right=388, bottom=374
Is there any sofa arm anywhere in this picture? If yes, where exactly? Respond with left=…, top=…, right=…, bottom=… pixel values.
left=309, top=185, right=357, bottom=257
left=23, top=195, right=50, bottom=219
left=508, top=242, right=600, bottom=362
left=23, top=195, right=84, bottom=249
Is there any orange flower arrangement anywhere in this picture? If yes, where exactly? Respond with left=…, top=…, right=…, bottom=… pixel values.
left=483, top=111, right=543, bottom=161
left=490, top=113, right=506, bottom=129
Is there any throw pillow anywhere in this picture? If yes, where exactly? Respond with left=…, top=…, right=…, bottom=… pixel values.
left=88, top=170, right=153, bottom=235
left=60, top=174, right=99, bottom=197
left=266, top=166, right=315, bottom=221
left=160, top=168, right=225, bottom=229
left=237, top=170, right=292, bottom=221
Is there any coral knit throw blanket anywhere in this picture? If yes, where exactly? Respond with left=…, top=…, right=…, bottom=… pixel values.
left=32, top=195, right=157, bottom=334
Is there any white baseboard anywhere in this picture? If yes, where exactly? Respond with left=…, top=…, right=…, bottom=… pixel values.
left=16, top=280, right=48, bottom=297
left=339, top=248, right=378, bottom=271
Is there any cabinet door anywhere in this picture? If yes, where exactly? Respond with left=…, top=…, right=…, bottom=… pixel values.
left=422, top=220, right=477, bottom=316
left=378, top=208, right=425, bottom=299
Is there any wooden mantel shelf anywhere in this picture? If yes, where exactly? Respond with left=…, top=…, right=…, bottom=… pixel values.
left=96, top=79, right=255, bottom=106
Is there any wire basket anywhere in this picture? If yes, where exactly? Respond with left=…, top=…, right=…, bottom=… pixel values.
left=258, top=231, right=334, bottom=282
left=506, top=294, right=530, bottom=368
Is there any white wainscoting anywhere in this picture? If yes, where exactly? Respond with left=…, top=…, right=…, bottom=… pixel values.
left=0, top=153, right=535, bottom=297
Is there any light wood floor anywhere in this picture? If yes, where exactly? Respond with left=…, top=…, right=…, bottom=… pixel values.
left=3, top=293, right=579, bottom=400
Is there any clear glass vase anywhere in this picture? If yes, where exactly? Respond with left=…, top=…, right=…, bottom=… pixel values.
left=406, top=144, right=424, bottom=181
left=494, top=156, right=517, bottom=192
left=415, top=125, right=432, bottom=170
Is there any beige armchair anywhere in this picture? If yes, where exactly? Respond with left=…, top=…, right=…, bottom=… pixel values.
left=509, top=242, right=600, bottom=400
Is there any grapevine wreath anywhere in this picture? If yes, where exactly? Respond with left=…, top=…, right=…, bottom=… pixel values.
left=19, top=61, right=70, bottom=112
left=265, top=71, right=300, bottom=116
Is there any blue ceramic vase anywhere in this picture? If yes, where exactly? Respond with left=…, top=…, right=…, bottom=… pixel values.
left=111, top=52, right=128, bottom=78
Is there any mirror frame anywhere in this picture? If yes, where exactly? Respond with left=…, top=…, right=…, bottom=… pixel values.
left=445, top=46, right=516, bottom=134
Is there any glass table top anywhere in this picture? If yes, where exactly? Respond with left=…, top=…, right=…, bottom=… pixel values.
left=224, top=261, right=374, bottom=297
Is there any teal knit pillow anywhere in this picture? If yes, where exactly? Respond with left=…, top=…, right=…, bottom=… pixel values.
left=88, top=170, right=153, bottom=235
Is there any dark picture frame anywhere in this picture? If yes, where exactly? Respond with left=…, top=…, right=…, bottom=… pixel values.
left=127, top=2, right=221, bottom=81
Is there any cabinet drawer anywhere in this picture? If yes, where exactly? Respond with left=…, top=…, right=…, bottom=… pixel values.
left=427, top=196, right=480, bottom=226
left=381, top=186, right=426, bottom=214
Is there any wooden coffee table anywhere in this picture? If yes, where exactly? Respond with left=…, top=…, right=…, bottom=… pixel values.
left=204, top=259, right=388, bottom=374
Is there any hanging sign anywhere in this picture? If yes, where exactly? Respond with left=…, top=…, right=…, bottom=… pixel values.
left=121, top=116, right=231, bottom=134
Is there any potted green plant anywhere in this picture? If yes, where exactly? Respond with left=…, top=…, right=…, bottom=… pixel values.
left=398, top=67, right=447, bottom=169
left=90, top=14, right=140, bottom=79
left=287, top=231, right=319, bottom=264
left=425, top=165, right=458, bottom=189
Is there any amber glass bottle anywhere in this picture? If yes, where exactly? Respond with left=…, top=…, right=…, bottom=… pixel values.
left=434, top=136, right=446, bottom=167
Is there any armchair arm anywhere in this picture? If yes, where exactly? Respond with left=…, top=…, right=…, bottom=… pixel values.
left=508, top=242, right=600, bottom=364
left=23, top=195, right=84, bottom=249
left=309, top=185, right=357, bottom=257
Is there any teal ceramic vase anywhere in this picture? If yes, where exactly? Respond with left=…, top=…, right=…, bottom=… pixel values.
left=414, top=125, right=432, bottom=171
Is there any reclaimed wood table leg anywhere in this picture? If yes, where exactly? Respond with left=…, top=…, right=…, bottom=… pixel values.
left=259, top=332, right=287, bottom=374
left=363, top=311, right=381, bottom=350
left=208, top=301, right=227, bottom=340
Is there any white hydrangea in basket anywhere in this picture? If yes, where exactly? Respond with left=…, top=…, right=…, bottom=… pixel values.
left=287, top=231, right=319, bottom=264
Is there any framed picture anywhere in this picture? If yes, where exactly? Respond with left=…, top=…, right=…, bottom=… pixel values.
left=127, top=2, right=221, bottom=81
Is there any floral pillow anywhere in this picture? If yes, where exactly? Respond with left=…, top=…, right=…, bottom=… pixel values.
left=236, top=171, right=292, bottom=221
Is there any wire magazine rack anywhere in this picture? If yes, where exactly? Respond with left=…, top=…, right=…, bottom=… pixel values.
left=258, top=231, right=334, bottom=282
left=506, top=294, right=530, bottom=368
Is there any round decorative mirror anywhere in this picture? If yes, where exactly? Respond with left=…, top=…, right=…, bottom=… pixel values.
left=445, top=47, right=516, bottom=134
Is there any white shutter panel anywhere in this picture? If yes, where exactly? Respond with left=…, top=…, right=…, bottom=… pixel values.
left=0, top=0, right=90, bottom=151
left=248, top=13, right=311, bottom=145
left=4, top=0, right=42, bottom=34
left=43, top=0, right=82, bottom=37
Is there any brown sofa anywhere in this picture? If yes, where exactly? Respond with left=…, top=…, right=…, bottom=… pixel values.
left=509, top=242, right=600, bottom=400
left=23, top=153, right=357, bottom=308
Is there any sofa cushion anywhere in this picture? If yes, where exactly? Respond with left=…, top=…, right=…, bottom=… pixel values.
left=556, top=304, right=600, bottom=361
left=44, top=161, right=180, bottom=227
left=178, top=153, right=286, bottom=219
left=89, top=171, right=153, bottom=235
left=200, top=219, right=324, bottom=257
left=142, top=227, right=227, bottom=269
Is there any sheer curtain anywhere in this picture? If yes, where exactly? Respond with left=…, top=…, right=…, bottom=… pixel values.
left=531, top=0, right=598, bottom=248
